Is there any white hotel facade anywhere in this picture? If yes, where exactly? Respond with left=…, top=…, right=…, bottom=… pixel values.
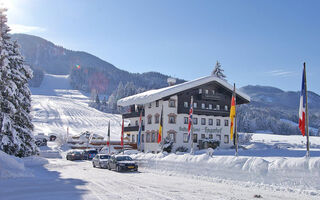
left=117, top=76, right=250, bottom=153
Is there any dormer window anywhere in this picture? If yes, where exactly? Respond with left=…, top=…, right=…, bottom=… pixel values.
left=212, top=90, right=215, bottom=95
left=205, top=89, right=209, bottom=94
left=169, top=99, right=176, bottom=107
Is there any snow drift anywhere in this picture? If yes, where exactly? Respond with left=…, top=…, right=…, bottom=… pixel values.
left=132, top=153, right=320, bottom=191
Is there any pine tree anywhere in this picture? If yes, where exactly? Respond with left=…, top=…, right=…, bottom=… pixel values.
left=211, top=61, right=226, bottom=79
left=0, top=9, right=37, bottom=157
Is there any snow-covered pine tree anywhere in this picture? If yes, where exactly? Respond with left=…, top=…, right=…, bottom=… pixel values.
left=211, top=61, right=227, bottom=80
left=0, top=8, right=37, bottom=157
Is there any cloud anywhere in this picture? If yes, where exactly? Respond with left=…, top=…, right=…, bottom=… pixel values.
left=267, top=69, right=297, bottom=77
left=9, top=24, right=46, bottom=34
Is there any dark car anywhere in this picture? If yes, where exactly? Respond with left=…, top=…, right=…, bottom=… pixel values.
left=108, top=155, right=138, bottom=172
left=66, top=151, right=83, bottom=161
left=92, top=154, right=111, bottom=168
left=35, top=138, right=47, bottom=147
left=83, top=149, right=98, bottom=160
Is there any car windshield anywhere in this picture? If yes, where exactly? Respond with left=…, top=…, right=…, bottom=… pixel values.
left=116, top=156, right=132, bottom=161
left=74, top=151, right=82, bottom=155
left=100, top=155, right=110, bottom=159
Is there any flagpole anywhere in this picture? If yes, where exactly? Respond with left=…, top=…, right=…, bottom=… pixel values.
left=234, top=83, right=238, bottom=156
left=304, top=62, right=310, bottom=157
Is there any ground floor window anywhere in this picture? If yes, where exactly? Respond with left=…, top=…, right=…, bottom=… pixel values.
left=183, top=133, right=188, bottom=143
left=224, top=135, right=229, bottom=144
left=132, top=134, right=135, bottom=143
left=146, top=133, right=151, bottom=143
left=193, top=133, right=198, bottom=143
left=169, top=133, right=176, bottom=143
left=217, top=134, right=221, bottom=141
left=209, top=134, right=213, bottom=139
left=201, top=134, right=205, bottom=139
left=151, top=132, right=156, bottom=143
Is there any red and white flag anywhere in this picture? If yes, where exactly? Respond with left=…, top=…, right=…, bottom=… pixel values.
left=299, top=67, right=306, bottom=136
left=121, top=118, right=124, bottom=148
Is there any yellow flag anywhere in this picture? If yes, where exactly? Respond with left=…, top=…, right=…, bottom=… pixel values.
left=230, top=94, right=236, bottom=140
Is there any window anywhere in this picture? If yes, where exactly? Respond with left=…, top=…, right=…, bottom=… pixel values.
left=224, top=135, right=229, bottom=144
left=156, top=100, right=159, bottom=107
left=132, top=134, right=135, bottom=143
left=216, top=105, right=220, bottom=110
left=224, top=119, right=229, bottom=126
left=216, top=119, right=221, bottom=126
left=209, top=104, right=213, bottom=109
left=201, top=118, right=206, bottom=125
left=183, top=133, right=188, bottom=143
left=142, top=120, right=144, bottom=126
left=193, top=134, right=198, bottom=143
left=209, top=119, right=213, bottom=125
left=184, top=117, right=188, bottom=124
left=147, top=115, right=152, bottom=124
left=155, top=114, right=159, bottom=124
left=194, top=102, right=197, bottom=108
left=193, top=117, right=198, bottom=125
left=201, top=134, right=205, bottom=139
left=205, top=89, right=209, bottom=94
left=142, top=134, right=145, bottom=143
left=135, top=120, right=138, bottom=126
left=199, top=88, right=202, bottom=94
left=146, top=133, right=151, bottom=143
left=209, top=134, right=213, bottom=139
left=169, top=99, right=175, bottom=107
left=184, top=102, right=188, bottom=108
left=225, top=105, right=228, bottom=111
left=201, top=103, right=205, bottom=109
left=151, top=133, right=156, bottom=143
left=148, top=103, right=152, bottom=108
left=217, top=134, right=221, bottom=141
left=169, top=133, right=176, bottom=143
left=212, top=90, right=215, bottom=95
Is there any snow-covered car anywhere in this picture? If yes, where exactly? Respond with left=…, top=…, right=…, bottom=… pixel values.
left=108, top=155, right=138, bottom=172
left=66, top=150, right=83, bottom=161
left=92, top=154, right=111, bottom=168
left=83, top=149, right=98, bottom=160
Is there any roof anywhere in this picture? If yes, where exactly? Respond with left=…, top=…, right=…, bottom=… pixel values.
left=117, top=75, right=251, bottom=107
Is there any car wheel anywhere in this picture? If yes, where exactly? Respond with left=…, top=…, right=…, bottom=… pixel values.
left=93, top=162, right=96, bottom=168
left=116, top=166, right=121, bottom=172
left=108, top=164, right=111, bottom=170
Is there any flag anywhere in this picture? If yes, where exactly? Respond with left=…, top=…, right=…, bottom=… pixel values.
left=299, top=66, right=306, bottom=136
left=158, top=106, right=163, bottom=143
left=137, top=112, right=142, bottom=147
left=187, top=96, right=193, bottom=142
left=107, top=121, right=110, bottom=154
left=230, top=86, right=236, bottom=140
left=121, top=118, right=124, bottom=148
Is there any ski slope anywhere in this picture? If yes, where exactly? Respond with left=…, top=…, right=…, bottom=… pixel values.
left=31, top=74, right=122, bottom=140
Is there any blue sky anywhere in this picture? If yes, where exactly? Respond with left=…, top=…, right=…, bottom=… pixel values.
left=5, top=0, right=320, bottom=94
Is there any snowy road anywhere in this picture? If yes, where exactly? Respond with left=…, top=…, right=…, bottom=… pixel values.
left=0, top=157, right=318, bottom=200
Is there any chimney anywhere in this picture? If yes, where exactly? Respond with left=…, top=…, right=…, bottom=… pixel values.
left=167, top=77, right=176, bottom=86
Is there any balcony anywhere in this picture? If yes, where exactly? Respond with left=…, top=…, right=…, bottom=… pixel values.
left=124, top=125, right=145, bottom=132
left=122, top=110, right=145, bottom=119
left=193, top=108, right=229, bottom=117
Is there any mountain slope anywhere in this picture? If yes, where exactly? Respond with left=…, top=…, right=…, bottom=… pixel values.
left=31, top=74, right=122, bottom=139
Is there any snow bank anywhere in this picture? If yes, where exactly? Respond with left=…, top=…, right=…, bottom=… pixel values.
left=132, top=153, right=320, bottom=191
left=0, top=151, right=48, bottom=178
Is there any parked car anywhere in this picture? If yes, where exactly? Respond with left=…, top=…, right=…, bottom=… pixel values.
left=35, top=138, right=47, bottom=147
left=83, top=149, right=98, bottom=160
left=92, top=154, right=111, bottom=168
left=66, top=150, right=83, bottom=161
left=108, top=155, right=138, bottom=172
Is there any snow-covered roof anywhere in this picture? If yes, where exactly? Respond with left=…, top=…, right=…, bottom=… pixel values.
left=117, top=76, right=251, bottom=107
